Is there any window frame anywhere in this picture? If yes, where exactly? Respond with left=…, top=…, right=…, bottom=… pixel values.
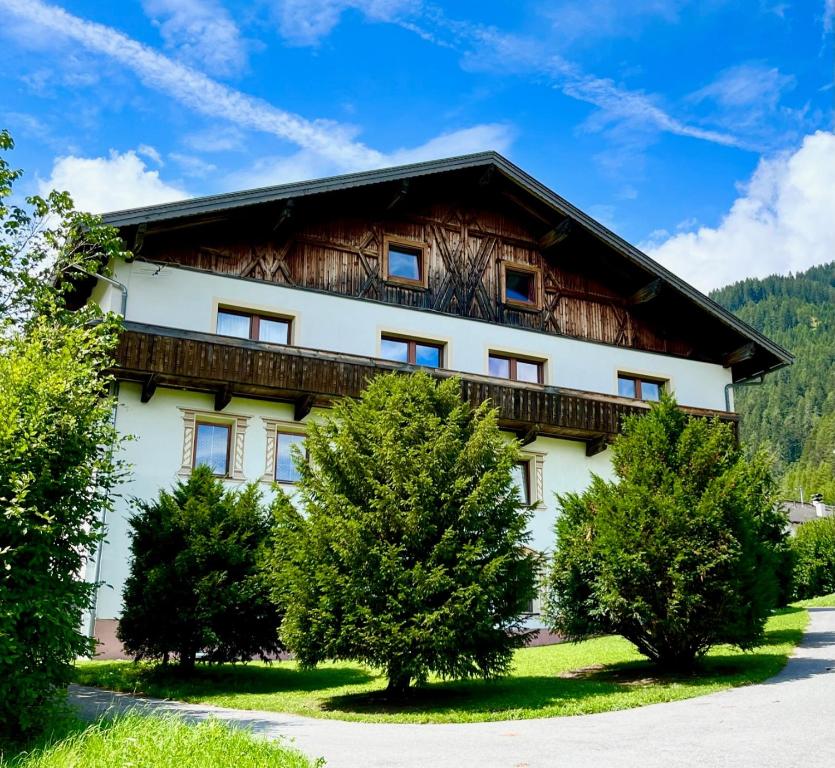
left=500, top=260, right=542, bottom=311
left=617, top=372, right=667, bottom=402
left=216, top=306, right=293, bottom=345
left=274, top=430, right=307, bottom=485
left=382, top=235, right=429, bottom=289
left=513, top=460, right=532, bottom=506
left=488, top=352, right=545, bottom=384
left=193, top=420, right=232, bottom=477
left=380, top=333, right=444, bottom=368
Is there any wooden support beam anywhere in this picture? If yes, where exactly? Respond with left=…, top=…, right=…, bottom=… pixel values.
left=627, top=278, right=662, bottom=306
left=479, top=165, right=495, bottom=187
left=723, top=342, right=756, bottom=368
left=214, top=385, right=232, bottom=412
left=294, top=394, right=314, bottom=421
left=516, top=426, right=539, bottom=447
left=538, top=218, right=572, bottom=251
left=272, top=199, right=295, bottom=233
left=140, top=373, right=157, bottom=403
left=386, top=179, right=410, bottom=211
left=127, top=223, right=146, bottom=262
left=585, top=435, right=608, bottom=457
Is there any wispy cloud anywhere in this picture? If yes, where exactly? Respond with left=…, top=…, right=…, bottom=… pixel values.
left=142, top=0, right=248, bottom=77
left=826, top=0, right=835, bottom=33
left=1, top=0, right=385, bottom=170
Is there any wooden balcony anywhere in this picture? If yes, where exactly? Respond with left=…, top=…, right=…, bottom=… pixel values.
left=110, top=322, right=739, bottom=456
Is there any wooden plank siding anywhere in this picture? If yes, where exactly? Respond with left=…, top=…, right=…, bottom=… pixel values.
left=111, top=323, right=739, bottom=453
left=134, top=183, right=708, bottom=362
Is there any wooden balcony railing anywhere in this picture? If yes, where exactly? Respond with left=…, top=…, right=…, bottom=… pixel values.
left=110, top=322, right=738, bottom=456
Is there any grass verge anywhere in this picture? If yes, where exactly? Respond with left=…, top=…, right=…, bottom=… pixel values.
left=0, top=713, right=317, bottom=768
left=74, top=602, right=819, bottom=724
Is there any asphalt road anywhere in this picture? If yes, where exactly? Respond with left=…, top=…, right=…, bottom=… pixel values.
left=70, top=607, right=835, bottom=768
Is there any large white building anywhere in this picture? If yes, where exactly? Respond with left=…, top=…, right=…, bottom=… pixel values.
left=75, top=153, right=791, bottom=656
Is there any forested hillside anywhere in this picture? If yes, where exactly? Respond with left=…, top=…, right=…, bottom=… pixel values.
left=711, top=262, right=835, bottom=503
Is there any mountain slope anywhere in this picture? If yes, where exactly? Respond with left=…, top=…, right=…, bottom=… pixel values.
left=711, top=262, right=835, bottom=502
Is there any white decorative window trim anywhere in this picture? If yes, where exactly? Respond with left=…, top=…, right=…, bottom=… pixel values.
left=519, top=450, right=546, bottom=507
left=178, top=408, right=250, bottom=480
left=261, top=418, right=307, bottom=483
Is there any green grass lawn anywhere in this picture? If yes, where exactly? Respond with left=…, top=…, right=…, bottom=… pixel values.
left=74, top=602, right=819, bottom=724
left=796, top=593, right=835, bottom=608
left=0, top=713, right=316, bottom=768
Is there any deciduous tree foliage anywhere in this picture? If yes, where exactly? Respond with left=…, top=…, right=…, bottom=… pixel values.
left=272, top=372, right=535, bottom=694
left=0, top=129, right=126, bottom=736
left=119, top=467, right=283, bottom=670
left=791, top=516, right=835, bottom=600
left=544, top=395, right=788, bottom=671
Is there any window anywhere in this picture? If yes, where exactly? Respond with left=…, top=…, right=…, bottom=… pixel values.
left=384, top=237, right=427, bottom=287
left=618, top=373, right=665, bottom=402
left=512, top=461, right=531, bottom=506
left=194, top=422, right=231, bottom=476
left=501, top=262, right=540, bottom=309
left=381, top=335, right=443, bottom=368
left=488, top=353, right=543, bottom=384
left=275, top=432, right=306, bottom=484
left=216, top=308, right=291, bottom=345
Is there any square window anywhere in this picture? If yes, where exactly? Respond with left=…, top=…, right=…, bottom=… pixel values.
left=275, top=432, right=305, bottom=483
left=512, top=461, right=531, bottom=505
left=387, top=243, right=423, bottom=283
left=505, top=269, right=535, bottom=304
left=414, top=343, right=441, bottom=368
left=217, top=310, right=251, bottom=339
left=641, top=381, right=662, bottom=402
left=258, top=317, right=290, bottom=345
left=489, top=355, right=511, bottom=379
left=516, top=360, right=541, bottom=383
left=381, top=338, right=410, bottom=363
left=618, top=376, right=637, bottom=398
left=194, top=422, right=231, bottom=476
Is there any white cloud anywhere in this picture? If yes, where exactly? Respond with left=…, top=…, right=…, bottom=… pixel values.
left=169, top=152, right=218, bottom=177
left=825, top=0, right=834, bottom=32
left=271, top=0, right=419, bottom=46
left=690, top=63, right=795, bottom=111
left=142, top=0, right=246, bottom=76
left=137, top=144, right=164, bottom=166
left=645, top=131, right=835, bottom=292
left=39, top=150, right=188, bottom=213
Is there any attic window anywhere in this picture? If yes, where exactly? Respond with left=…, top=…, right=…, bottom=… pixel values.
left=384, top=236, right=427, bottom=287
left=501, top=262, right=540, bottom=309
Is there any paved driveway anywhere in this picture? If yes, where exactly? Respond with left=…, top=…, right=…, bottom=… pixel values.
left=70, top=608, right=835, bottom=768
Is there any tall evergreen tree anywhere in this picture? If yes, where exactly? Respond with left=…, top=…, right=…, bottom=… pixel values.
left=272, top=372, right=536, bottom=695
left=119, top=468, right=282, bottom=670
left=544, top=396, right=788, bottom=670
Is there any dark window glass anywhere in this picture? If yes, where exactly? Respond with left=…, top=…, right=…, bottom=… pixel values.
left=489, top=355, right=511, bottom=379
left=388, top=245, right=422, bottom=281
left=275, top=432, right=306, bottom=483
left=258, top=317, right=290, bottom=344
left=381, top=338, right=409, bottom=362
left=512, top=461, right=531, bottom=505
left=618, top=376, right=637, bottom=398
left=194, top=423, right=230, bottom=476
left=414, top=343, right=441, bottom=368
left=216, top=311, right=250, bottom=339
left=516, top=360, right=541, bottom=383
left=505, top=269, right=535, bottom=303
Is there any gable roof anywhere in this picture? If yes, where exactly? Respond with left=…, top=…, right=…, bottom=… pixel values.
left=100, top=151, right=793, bottom=376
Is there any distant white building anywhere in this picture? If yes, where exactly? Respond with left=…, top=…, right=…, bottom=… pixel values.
left=72, top=153, right=792, bottom=656
left=783, top=494, right=835, bottom=535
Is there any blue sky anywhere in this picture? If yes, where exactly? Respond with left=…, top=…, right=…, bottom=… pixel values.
left=1, top=0, right=833, bottom=291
